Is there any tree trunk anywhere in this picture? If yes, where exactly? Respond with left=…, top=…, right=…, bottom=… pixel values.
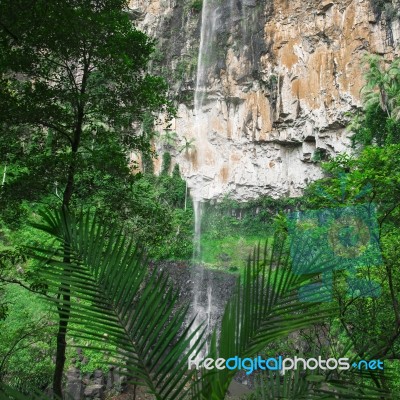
left=53, top=121, right=83, bottom=399
left=53, top=160, right=75, bottom=399
left=52, top=54, right=88, bottom=397
left=53, top=295, right=70, bottom=398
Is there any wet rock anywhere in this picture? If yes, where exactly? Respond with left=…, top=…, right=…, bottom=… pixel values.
left=113, top=368, right=128, bottom=392
left=106, top=367, right=114, bottom=390
left=93, top=370, right=104, bottom=386
left=151, top=261, right=237, bottom=335
left=227, top=380, right=252, bottom=398
left=65, top=367, right=83, bottom=400
left=84, top=384, right=104, bottom=399
left=76, top=348, right=83, bottom=362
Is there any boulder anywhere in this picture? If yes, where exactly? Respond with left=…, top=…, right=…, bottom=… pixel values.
left=84, top=384, right=104, bottom=399
left=65, top=367, right=83, bottom=400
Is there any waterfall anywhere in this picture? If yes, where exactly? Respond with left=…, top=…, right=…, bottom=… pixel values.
left=189, top=0, right=221, bottom=357
left=191, top=200, right=204, bottom=328
left=193, top=200, right=203, bottom=260
left=190, top=199, right=213, bottom=358
left=189, top=0, right=248, bottom=357
left=193, top=0, right=218, bottom=113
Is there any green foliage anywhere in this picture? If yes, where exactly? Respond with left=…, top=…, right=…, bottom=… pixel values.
left=1, top=13, right=400, bottom=399
left=1, top=157, right=193, bottom=266
left=31, top=208, right=368, bottom=400
left=191, top=0, right=203, bottom=12
left=142, top=152, right=155, bottom=174
left=161, top=130, right=178, bottom=149
left=141, top=112, right=157, bottom=174
left=161, top=152, right=172, bottom=175
left=151, top=45, right=165, bottom=64
left=0, top=246, right=29, bottom=321
left=302, top=149, right=400, bottom=372
left=197, top=196, right=303, bottom=269
left=2, top=201, right=396, bottom=398
left=200, top=235, right=266, bottom=271
left=152, top=208, right=193, bottom=260
left=121, top=167, right=193, bottom=260
left=174, top=60, right=189, bottom=80
left=305, top=146, right=400, bottom=227
left=178, top=136, right=196, bottom=154
left=0, top=0, right=193, bottom=264
left=0, top=0, right=173, bottom=214
left=192, top=238, right=343, bottom=398
left=0, top=2, right=175, bottom=395
left=66, top=337, right=118, bottom=375
left=350, top=105, right=400, bottom=147
left=0, top=285, right=55, bottom=395
left=31, top=208, right=204, bottom=399
left=350, top=56, right=400, bottom=147
left=201, top=196, right=301, bottom=239
left=247, top=365, right=391, bottom=399
left=0, top=383, right=52, bottom=400
left=285, top=56, right=400, bottom=384
left=312, top=148, right=328, bottom=163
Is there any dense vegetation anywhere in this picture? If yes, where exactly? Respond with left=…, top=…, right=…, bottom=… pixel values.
left=0, top=1, right=399, bottom=399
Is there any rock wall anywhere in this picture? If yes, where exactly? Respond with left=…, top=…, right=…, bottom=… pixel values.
left=129, top=0, right=400, bottom=200
left=65, top=365, right=127, bottom=400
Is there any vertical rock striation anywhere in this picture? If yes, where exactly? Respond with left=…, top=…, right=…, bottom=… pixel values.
left=129, top=0, right=400, bottom=200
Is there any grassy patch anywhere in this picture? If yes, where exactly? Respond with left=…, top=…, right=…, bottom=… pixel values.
left=200, top=235, right=269, bottom=272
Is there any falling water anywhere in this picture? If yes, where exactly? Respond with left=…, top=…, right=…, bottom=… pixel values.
left=189, top=0, right=221, bottom=356
left=191, top=200, right=204, bottom=327
left=193, top=0, right=219, bottom=113
left=193, top=200, right=203, bottom=260
left=190, top=197, right=214, bottom=357
left=189, top=0, right=250, bottom=356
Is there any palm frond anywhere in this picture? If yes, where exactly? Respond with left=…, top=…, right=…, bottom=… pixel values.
left=253, top=369, right=310, bottom=399
left=360, top=54, right=400, bottom=118
left=0, top=383, right=52, bottom=399
left=249, top=325, right=393, bottom=399
left=250, top=367, right=391, bottom=399
left=29, top=208, right=205, bottom=400
left=192, top=235, right=337, bottom=398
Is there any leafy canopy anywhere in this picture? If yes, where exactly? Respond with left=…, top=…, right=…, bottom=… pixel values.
left=350, top=55, right=400, bottom=147
left=0, top=0, right=173, bottom=214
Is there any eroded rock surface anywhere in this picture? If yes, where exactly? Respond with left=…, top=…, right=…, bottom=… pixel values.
left=130, top=0, right=400, bottom=200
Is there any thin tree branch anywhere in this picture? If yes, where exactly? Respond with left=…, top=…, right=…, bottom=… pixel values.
left=0, top=278, right=52, bottom=299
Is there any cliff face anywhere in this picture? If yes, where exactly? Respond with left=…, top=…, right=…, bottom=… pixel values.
left=129, top=0, right=400, bottom=200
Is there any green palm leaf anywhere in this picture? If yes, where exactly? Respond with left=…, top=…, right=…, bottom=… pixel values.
left=191, top=236, right=337, bottom=399
left=251, top=366, right=391, bottom=399
left=29, top=208, right=205, bottom=400
left=242, top=323, right=392, bottom=399
left=252, top=368, right=314, bottom=399
left=0, top=383, right=52, bottom=399
left=251, top=337, right=392, bottom=399
left=361, top=55, right=400, bottom=119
